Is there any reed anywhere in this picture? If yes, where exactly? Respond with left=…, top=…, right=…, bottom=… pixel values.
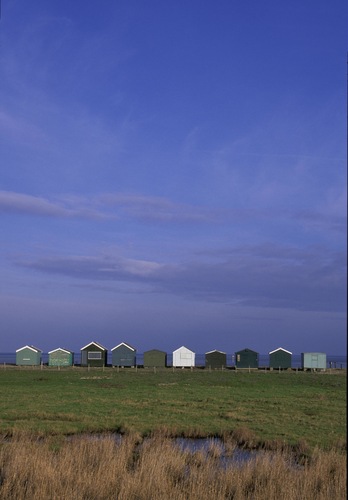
left=0, top=433, right=346, bottom=499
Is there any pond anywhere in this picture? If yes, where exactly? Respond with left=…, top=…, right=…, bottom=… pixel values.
left=174, top=437, right=257, bottom=467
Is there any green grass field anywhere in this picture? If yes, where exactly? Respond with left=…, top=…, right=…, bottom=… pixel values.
left=0, top=367, right=346, bottom=449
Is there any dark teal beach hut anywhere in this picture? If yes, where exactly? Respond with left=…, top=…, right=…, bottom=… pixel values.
left=111, top=342, right=136, bottom=367
left=48, top=348, right=74, bottom=367
left=16, top=345, right=42, bottom=366
left=143, top=349, right=167, bottom=368
left=235, top=348, right=259, bottom=369
left=205, top=350, right=227, bottom=369
left=269, top=347, right=292, bottom=369
left=80, top=341, right=107, bottom=367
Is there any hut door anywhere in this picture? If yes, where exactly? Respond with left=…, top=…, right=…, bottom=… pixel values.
left=311, top=354, right=318, bottom=368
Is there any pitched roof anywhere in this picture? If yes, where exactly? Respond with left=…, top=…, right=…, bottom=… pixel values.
left=205, top=349, right=226, bottom=355
left=111, top=342, right=136, bottom=351
left=80, top=341, right=107, bottom=351
left=173, top=345, right=195, bottom=354
left=16, top=345, right=42, bottom=353
left=48, top=347, right=74, bottom=354
left=269, top=347, right=292, bottom=355
left=235, top=347, right=258, bottom=354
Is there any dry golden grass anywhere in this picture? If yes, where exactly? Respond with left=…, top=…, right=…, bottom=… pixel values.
left=0, top=432, right=346, bottom=500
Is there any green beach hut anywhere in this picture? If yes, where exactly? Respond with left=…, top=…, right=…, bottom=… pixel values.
left=80, top=341, right=107, bottom=367
left=235, top=348, right=259, bottom=369
left=205, top=350, right=227, bottom=369
left=48, top=348, right=74, bottom=367
left=143, top=349, right=167, bottom=368
left=269, top=347, right=292, bottom=369
left=16, top=345, right=42, bottom=366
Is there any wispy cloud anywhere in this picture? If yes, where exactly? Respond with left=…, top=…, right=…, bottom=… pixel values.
left=292, top=210, right=346, bottom=234
left=0, top=190, right=219, bottom=223
left=0, top=191, right=109, bottom=219
left=15, top=244, right=346, bottom=313
left=0, top=110, right=46, bottom=145
left=17, top=254, right=166, bottom=282
left=1, top=190, right=345, bottom=234
left=99, top=193, right=221, bottom=223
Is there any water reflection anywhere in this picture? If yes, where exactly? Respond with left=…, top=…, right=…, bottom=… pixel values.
left=66, top=433, right=255, bottom=466
left=174, top=437, right=255, bottom=467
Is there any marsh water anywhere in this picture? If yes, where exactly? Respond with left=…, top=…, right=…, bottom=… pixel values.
left=66, top=433, right=260, bottom=467
left=174, top=437, right=257, bottom=466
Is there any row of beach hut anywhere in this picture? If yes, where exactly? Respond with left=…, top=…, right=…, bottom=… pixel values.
left=15, top=343, right=328, bottom=370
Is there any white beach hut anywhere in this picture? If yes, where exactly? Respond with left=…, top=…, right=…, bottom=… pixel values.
left=172, top=346, right=195, bottom=368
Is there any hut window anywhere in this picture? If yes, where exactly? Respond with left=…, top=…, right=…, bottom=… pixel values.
left=181, top=353, right=192, bottom=359
left=88, top=352, right=102, bottom=360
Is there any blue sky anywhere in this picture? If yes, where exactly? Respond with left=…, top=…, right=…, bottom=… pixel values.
left=0, top=1, right=346, bottom=354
